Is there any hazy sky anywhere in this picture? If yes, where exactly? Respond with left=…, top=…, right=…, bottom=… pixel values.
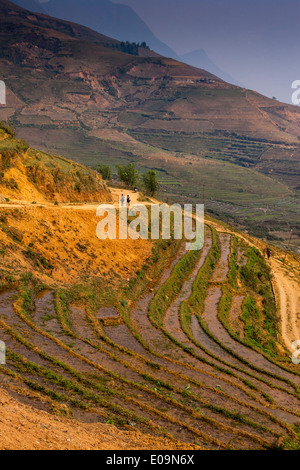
left=110, top=0, right=300, bottom=103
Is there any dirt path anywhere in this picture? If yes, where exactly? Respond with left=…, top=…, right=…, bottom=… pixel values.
left=211, top=233, right=231, bottom=283
left=0, top=188, right=159, bottom=211
left=270, top=259, right=300, bottom=353
left=0, top=388, right=199, bottom=450
left=207, top=218, right=300, bottom=360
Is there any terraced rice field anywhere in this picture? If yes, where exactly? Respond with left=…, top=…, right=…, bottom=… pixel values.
left=1, top=226, right=300, bottom=450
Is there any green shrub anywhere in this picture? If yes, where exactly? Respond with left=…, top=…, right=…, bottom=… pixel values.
left=96, top=164, right=112, bottom=180
left=116, top=163, right=139, bottom=187
left=0, top=121, right=16, bottom=138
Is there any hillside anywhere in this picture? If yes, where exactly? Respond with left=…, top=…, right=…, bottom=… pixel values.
left=0, top=122, right=111, bottom=203
left=0, top=124, right=156, bottom=285
left=1, top=0, right=300, bottom=453
left=0, top=118, right=299, bottom=449
left=0, top=184, right=300, bottom=449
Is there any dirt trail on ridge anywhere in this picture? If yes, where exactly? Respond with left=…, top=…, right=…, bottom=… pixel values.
left=207, top=219, right=300, bottom=356
left=270, top=259, right=300, bottom=353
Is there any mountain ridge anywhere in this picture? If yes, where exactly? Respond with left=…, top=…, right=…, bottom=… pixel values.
left=12, top=0, right=179, bottom=59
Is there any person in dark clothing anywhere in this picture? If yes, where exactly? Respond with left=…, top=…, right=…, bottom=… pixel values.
left=127, top=195, right=131, bottom=206
left=266, top=247, right=271, bottom=259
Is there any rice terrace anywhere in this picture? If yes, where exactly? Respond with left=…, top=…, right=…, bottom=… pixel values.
left=0, top=0, right=300, bottom=455
left=0, top=161, right=300, bottom=449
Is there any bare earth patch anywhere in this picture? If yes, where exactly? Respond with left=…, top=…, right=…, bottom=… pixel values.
left=0, top=388, right=200, bottom=450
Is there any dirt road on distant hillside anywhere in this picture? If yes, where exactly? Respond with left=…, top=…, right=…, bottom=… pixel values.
left=207, top=219, right=300, bottom=354
left=270, top=258, right=300, bottom=353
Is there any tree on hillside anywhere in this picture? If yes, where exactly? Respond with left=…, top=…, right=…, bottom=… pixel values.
left=116, top=163, right=139, bottom=188
left=96, top=164, right=112, bottom=180
left=143, top=169, right=159, bottom=197
left=0, top=121, right=16, bottom=138
left=114, top=41, right=150, bottom=56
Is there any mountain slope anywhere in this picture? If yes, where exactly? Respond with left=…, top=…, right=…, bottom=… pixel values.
left=0, top=126, right=152, bottom=286
left=0, top=122, right=111, bottom=203
left=0, top=0, right=299, bottom=247
left=15, top=0, right=242, bottom=88
left=1, top=0, right=298, bottom=142
left=0, top=198, right=300, bottom=449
